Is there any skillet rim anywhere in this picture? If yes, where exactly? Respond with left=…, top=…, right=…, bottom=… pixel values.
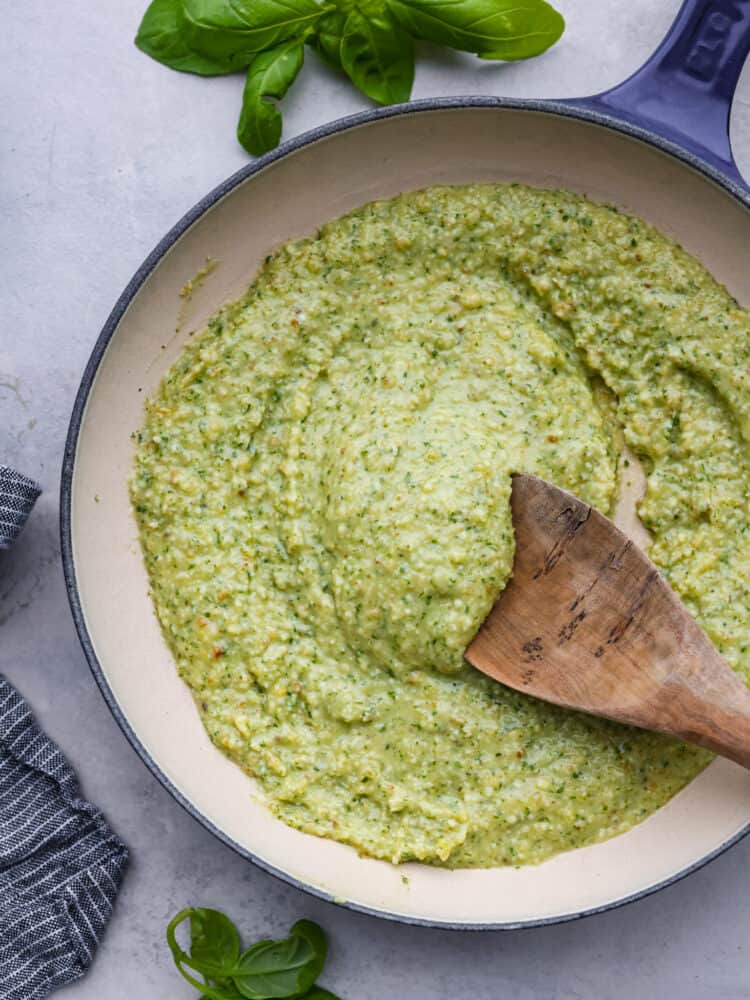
left=60, top=95, right=750, bottom=931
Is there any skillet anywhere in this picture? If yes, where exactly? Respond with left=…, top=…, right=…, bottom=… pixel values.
left=62, top=0, right=750, bottom=928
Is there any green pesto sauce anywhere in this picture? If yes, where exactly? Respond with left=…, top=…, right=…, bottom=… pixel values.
left=131, top=184, right=750, bottom=867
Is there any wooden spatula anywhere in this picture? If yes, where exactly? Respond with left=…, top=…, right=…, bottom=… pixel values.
left=465, top=473, right=750, bottom=769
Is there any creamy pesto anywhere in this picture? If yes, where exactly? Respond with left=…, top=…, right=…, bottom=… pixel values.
left=131, top=184, right=750, bottom=867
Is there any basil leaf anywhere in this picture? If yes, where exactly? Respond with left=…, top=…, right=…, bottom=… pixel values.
left=167, top=908, right=238, bottom=997
left=182, top=0, right=321, bottom=66
left=289, top=920, right=327, bottom=980
left=310, top=8, right=346, bottom=73
left=237, top=40, right=305, bottom=155
left=386, top=0, right=564, bottom=60
left=190, top=908, right=242, bottom=977
left=135, top=0, right=239, bottom=75
left=340, top=10, right=414, bottom=105
left=231, top=924, right=322, bottom=999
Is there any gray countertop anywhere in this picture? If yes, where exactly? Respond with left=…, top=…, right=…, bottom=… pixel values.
left=3, top=1, right=750, bottom=996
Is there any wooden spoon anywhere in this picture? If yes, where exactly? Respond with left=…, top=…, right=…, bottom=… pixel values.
left=465, top=473, right=750, bottom=769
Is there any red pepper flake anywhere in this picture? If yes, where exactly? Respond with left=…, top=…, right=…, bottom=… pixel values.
left=213, top=646, right=224, bottom=659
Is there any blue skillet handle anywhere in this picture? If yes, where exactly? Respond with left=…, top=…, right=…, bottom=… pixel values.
left=568, top=0, right=750, bottom=191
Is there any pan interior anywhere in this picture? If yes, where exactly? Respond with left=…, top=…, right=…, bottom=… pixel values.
left=69, top=106, right=750, bottom=926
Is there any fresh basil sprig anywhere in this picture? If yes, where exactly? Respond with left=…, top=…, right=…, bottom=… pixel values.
left=135, top=0, right=565, bottom=155
left=166, top=907, right=340, bottom=1000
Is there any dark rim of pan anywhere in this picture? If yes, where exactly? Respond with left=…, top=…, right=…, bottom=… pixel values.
left=60, top=96, right=750, bottom=931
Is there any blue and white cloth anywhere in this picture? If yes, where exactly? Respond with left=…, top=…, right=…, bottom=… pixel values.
left=0, top=680, right=129, bottom=999
left=0, top=467, right=41, bottom=550
left=1, top=469, right=129, bottom=998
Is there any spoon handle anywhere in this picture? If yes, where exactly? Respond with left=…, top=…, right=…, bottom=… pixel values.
left=649, top=641, right=750, bottom=770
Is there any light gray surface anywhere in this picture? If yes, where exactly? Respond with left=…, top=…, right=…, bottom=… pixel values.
left=3, top=1, right=750, bottom=996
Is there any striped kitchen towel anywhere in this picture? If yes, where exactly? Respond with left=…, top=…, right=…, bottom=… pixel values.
left=0, top=466, right=41, bottom=550
left=0, top=677, right=129, bottom=999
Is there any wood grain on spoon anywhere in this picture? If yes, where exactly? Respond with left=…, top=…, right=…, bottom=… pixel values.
left=465, top=473, right=750, bottom=770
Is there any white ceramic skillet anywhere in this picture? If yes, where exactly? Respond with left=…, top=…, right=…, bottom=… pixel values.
left=62, top=0, right=750, bottom=929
